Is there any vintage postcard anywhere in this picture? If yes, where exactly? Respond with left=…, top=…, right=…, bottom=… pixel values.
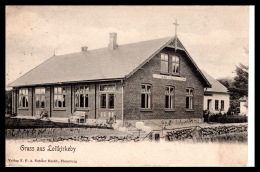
left=5, top=6, right=253, bottom=167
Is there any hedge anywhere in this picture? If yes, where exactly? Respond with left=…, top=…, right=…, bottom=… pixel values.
left=203, top=114, right=247, bottom=123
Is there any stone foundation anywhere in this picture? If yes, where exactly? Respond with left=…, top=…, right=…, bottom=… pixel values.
left=124, top=118, right=204, bottom=128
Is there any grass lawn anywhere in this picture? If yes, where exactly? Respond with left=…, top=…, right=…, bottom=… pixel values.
left=5, top=117, right=112, bottom=129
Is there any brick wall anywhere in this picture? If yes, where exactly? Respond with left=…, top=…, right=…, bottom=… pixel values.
left=123, top=47, right=205, bottom=120
left=14, top=82, right=123, bottom=120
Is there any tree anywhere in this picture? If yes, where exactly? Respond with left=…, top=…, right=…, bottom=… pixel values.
left=217, top=63, right=248, bottom=114
left=229, top=63, right=248, bottom=98
left=218, top=77, right=233, bottom=89
left=229, top=64, right=248, bottom=113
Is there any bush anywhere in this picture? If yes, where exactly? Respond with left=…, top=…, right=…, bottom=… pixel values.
left=218, top=115, right=247, bottom=123
left=206, top=114, right=247, bottom=123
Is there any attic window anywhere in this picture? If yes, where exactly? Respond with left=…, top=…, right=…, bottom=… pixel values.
left=171, top=56, right=180, bottom=74
left=160, top=53, right=169, bottom=73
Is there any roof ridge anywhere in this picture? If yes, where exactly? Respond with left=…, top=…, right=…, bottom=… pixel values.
left=53, top=36, right=174, bottom=57
left=9, top=35, right=211, bottom=88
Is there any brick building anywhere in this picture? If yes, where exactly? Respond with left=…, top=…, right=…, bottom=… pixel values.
left=9, top=33, right=212, bottom=125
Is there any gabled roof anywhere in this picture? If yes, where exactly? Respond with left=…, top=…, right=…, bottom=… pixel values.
left=9, top=36, right=211, bottom=87
left=201, top=70, right=229, bottom=94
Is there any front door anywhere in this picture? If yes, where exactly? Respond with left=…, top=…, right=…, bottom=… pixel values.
left=35, top=88, right=46, bottom=118
left=207, top=99, right=212, bottom=111
left=98, top=84, right=115, bottom=119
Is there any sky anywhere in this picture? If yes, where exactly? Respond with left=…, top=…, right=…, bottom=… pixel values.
left=6, top=6, right=249, bottom=89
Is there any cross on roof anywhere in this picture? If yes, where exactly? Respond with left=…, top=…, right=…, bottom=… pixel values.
left=173, top=19, right=179, bottom=52
left=173, top=19, right=179, bottom=36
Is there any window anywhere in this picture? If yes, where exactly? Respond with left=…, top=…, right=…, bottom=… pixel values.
left=172, top=56, right=180, bottom=74
left=161, top=53, right=169, bottom=73
left=100, top=84, right=115, bottom=92
left=100, top=94, right=107, bottom=108
left=165, top=86, right=175, bottom=109
left=108, top=94, right=115, bottom=109
left=221, top=100, right=224, bottom=110
left=99, top=84, right=115, bottom=109
left=19, top=88, right=28, bottom=108
left=54, top=86, right=66, bottom=108
left=186, top=88, right=194, bottom=110
left=215, top=100, right=219, bottom=110
left=35, top=88, right=45, bottom=108
left=141, top=84, right=151, bottom=109
left=75, top=85, right=89, bottom=108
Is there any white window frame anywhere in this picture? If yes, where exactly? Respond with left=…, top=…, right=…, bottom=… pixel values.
left=75, top=85, right=89, bottom=108
left=160, top=53, right=169, bottom=73
left=221, top=100, right=224, bottom=110
left=54, top=86, right=67, bottom=108
left=35, top=88, right=46, bottom=109
left=19, top=88, right=29, bottom=108
left=186, top=88, right=194, bottom=110
left=215, top=100, right=219, bottom=111
left=141, top=84, right=152, bottom=109
left=165, top=86, right=175, bottom=109
left=171, top=55, right=180, bottom=74
left=99, top=84, right=116, bottom=110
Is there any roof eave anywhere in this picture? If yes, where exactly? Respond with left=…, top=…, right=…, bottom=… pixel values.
left=9, top=77, right=125, bottom=88
left=205, top=90, right=230, bottom=95
left=124, top=36, right=212, bottom=88
left=125, top=36, right=176, bottom=79
left=178, top=42, right=212, bottom=88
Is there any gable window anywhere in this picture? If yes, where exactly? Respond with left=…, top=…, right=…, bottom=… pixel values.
left=161, top=53, right=169, bottom=73
left=19, top=88, right=28, bottom=108
left=186, top=88, right=194, bottom=110
left=221, top=100, right=224, bottom=110
left=35, top=88, right=45, bottom=108
left=75, top=85, right=89, bottom=108
left=165, top=86, right=175, bottom=109
left=215, top=100, right=219, bottom=111
left=172, top=56, right=180, bottom=74
left=141, top=84, right=151, bottom=109
left=99, top=84, right=115, bottom=109
left=54, top=86, right=66, bottom=108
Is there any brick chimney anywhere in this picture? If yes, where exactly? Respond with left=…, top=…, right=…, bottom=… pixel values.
left=81, top=46, right=88, bottom=52
left=108, top=32, right=118, bottom=50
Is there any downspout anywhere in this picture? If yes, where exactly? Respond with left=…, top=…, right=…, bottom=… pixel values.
left=95, top=83, right=96, bottom=119
left=12, top=89, right=14, bottom=114
left=121, top=79, right=124, bottom=127
left=50, top=86, right=52, bottom=118
left=31, top=87, right=33, bottom=116
left=71, top=84, right=73, bottom=115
